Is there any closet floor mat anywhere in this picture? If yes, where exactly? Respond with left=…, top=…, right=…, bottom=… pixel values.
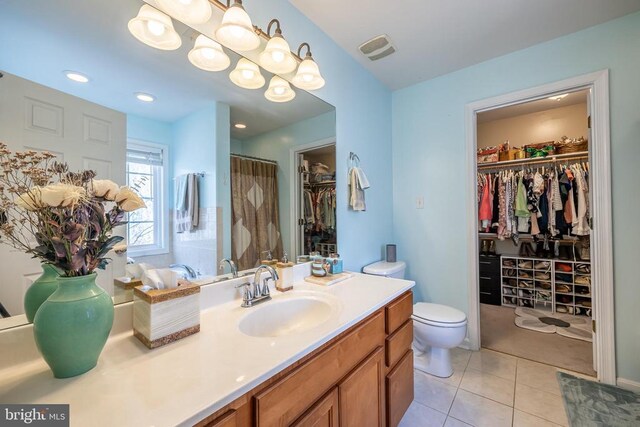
left=480, top=304, right=596, bottom=376
left=515, top=307, right=592, bottom=342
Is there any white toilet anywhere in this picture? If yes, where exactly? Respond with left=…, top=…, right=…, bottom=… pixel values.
left=412, top=303, right=467, bottom=378
left=363, top=260, right=467, bottom=378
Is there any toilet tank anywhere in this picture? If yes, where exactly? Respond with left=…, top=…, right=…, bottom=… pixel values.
left=363, top=261, right=406, bottom=279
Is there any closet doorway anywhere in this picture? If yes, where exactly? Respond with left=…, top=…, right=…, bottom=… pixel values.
left=289, top=140, right=337, bottom=258
left=465, top=71, right=615, bottom=384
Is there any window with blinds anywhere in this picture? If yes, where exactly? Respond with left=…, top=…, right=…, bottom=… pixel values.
left=126, top=142, right=167, bottom=256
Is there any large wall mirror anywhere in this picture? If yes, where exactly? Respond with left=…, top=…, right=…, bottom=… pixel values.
left=0, top=0, right=336, bottom=330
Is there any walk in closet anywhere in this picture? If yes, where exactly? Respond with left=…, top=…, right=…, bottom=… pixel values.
left=300, top=145, right=337, bottom=257
left=475, top=90, right=595, bottom=376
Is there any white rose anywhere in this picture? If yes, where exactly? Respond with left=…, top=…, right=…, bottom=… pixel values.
left=15, top=187, right=43, bottom=211
left=115, top=186, right=145, bottom=212
left=91, top=179, right=120, bottom=201
left=39, top=183, right=86, bottom=208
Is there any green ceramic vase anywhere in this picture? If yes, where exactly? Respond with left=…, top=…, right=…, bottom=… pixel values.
left=23, top=264, right=59, bottom=322
left=33, top=273, right=114, bottom=378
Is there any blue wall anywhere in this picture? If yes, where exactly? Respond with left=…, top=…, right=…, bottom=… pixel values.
left=240, top=111, right=336, bottom=255
left=172, top=104, right=218, bottom=208
left=243, top=0, right=394, bottom=272
left=392, top=12, right=640, bottom=382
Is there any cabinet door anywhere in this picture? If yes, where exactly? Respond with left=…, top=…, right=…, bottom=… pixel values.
left=293, top=388, right=339, bottom=427
left=338, top=347, right=385, bottom=427
left=203, top=410, right=237, bottom=427
left=386, top=350, right=414, bottom=427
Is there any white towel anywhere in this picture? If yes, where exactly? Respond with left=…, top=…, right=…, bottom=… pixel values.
left=125, top=263, right=153, bottom=280
left=142, top=268, right=179, bottom=290
left=354, top=167, right=370, bottom=189
left=175, top=174, right=188, bottom=211
left=349, top=168, right=366, bottom=211
left=176, top=173, right=199, bottom=233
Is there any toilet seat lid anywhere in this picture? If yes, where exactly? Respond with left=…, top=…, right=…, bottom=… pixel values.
left=413, top=303, right=467, bottom=324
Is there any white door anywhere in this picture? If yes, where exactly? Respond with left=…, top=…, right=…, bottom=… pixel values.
left=586, top=88, right=598, bottom=373
left=297, top=153, right=306, bottom=257
left=0, top=72, right=126, bottom=316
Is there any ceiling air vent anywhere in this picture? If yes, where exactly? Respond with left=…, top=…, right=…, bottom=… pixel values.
left=358, top=34, right=396, bottom=61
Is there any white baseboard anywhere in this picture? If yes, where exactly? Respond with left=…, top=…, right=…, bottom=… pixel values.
left=617, top=377, right=640, bottom=392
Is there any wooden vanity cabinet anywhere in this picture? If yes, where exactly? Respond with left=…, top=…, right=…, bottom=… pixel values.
left=197, top=291, right=414, bottom=427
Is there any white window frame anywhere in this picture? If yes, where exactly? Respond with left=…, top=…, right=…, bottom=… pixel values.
left=126, top=139, right=169, bottom=257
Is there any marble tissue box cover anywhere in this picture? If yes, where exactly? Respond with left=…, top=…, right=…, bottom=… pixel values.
left=133, top=282, right=201, bottom=349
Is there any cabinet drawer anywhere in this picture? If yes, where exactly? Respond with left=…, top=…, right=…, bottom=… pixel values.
left=479, top=276, right=500, bottom=292
left=385, top=291, right=413, bottom=334
left=386, top=350, right=414, bottom=427
left=385, top=320, right=412, bottom=368
left=479, top=256, right=500, bottom=274
left=255, top=311, right=385, bottom=426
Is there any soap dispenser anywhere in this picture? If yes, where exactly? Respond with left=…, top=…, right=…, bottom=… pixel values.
left=275, top=252, right=294, bottom=292
left=261, top=250, right=278, bottom=267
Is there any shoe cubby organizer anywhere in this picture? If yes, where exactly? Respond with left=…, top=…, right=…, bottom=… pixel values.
left=501, top=256, right=592, bottom=317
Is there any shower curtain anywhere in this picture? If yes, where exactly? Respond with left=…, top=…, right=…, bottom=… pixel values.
left=230, top=156, right=283, bottom=270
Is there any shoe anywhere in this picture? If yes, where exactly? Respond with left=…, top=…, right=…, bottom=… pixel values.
left=537, top=291, right=551, bottom=301
left=538, top=281, right=552, bottom=290
left=534, top=272, right=551, bottom=280
left=575, top=275, right=591, bottom=286
left=575, top=264, right=591, bottom=274
left=503, top=297, right=516, bottom=305
left=488, top=240, right=497, bottom=255
left=554, top=240, right=560, bottom=258
left=556, top=284, right=571, bottom=293
left=519, top=270, right=532, bottom=278
left=503, top=268, right=516, bottom=277
left=576, top=287, right=591, bottom=296
left=555, top=273, right=573, bottom=283
left=534, top=261, right=550, bottom=270
left=579, top=236, right=591, bottom=260
left=518, top=280, right=533, bottom=289
left=578, top=300, right=592, bottom=308
left=555, top=263, right=572, bottom=272
left=518, top=260, right=533, bottom=269
left=556, top=305, right=568, bottom=313
left=480, top=239, right=489, bottom=255
left=558, top=245, right=570, bottom=260
left=585, top=308, right=592, bottom=317
left=507, top=278, right=517, bottom=287
left=557, top=295, right=572, bottom=304
left=503, top=259, right=516, bottom=267
left=571, top=243, right=581, bottom=261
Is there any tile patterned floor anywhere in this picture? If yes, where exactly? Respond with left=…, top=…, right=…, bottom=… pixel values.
left=399, top=348, right=591, bottom=427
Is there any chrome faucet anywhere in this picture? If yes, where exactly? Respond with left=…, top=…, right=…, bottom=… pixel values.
left=235, top=264, right=279, bottom=308
left=169, top=264, right=197, bottom=279
left=219, top=258, right=239, bottom=278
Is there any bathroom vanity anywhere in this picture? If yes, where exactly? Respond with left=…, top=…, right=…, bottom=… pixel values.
left=0, top=272, right=414, bottom=427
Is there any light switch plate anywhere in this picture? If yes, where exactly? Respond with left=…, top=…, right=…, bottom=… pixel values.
left=416, top=196, right=424, bottom=209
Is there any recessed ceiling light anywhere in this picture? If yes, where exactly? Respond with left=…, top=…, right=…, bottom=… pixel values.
left=135, top=92, right=156, bottom=103
left=548, top=93, right=569, bottom=101
left=64, top=71, right=90, bottom=83
left=234, top=123, right=247, bottom=129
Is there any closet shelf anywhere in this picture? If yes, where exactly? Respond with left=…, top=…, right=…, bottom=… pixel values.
left=477, top=151, right=589, bottom=171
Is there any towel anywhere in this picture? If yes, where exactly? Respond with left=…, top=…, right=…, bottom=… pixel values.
left=125, top=262, right=153, bottom=280
left=175, top=174, right=188, bottom=211
left=354, top=167, right=370, bottom=189
left=142, top=268, right=179, bottom=290
left=176, top=173, right=199, bottom=233
left=349, top=168, right=366, bottom=211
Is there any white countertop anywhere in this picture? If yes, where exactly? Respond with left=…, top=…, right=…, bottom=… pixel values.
left=0, top=273, right=414, bottom=427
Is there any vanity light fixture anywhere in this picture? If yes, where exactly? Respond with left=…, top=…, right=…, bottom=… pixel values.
left=264, top=76, right=295, bottom=103
left=135, top=92, right=156, bottom=103
left=188, top=35, right=231, bottom=72
left=215, top=0, right=260, bottom=52
left=229, top=58, right=265, bottom=89
left=548, top=93, right=569, bottom=101
left=128, top=5, right=182, bottom=51
left=234, top=123, right=247, bottom=129
left=156, top=0, right=212, bottom=25
left=292, top=43, right=325, bottom=90
left=64, top=71, right=90, bottom=83
left=259, top=19, right=297, bottom=74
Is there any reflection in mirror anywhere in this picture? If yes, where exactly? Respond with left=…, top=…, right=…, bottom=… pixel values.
left=0, top=0, right=335, bottom=330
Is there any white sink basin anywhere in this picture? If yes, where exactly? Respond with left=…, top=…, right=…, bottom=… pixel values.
left=238, top=294, right=338, bottom=338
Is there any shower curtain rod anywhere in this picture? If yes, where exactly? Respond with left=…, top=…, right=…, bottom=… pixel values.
left=231, top=153, right=278, bottom=165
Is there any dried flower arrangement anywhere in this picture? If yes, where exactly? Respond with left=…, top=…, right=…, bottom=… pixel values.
left=0, top=142, right=145, bottom=277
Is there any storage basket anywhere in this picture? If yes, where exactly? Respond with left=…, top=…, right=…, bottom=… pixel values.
left=477, top=146, right=498, bottom=164
left=524, top=141, right=556, bottom=158
left=556, top=136, right=588, bottom=154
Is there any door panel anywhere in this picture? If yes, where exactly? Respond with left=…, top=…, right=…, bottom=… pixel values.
left=293, top=388, right=339, bottom=427
left=338, top=347, right=385, bottom=427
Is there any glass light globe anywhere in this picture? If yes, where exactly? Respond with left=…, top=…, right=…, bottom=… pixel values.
left=229, top=58, right=265, bottom=89
left=128, top=5, right=181, bottom=51
left=265, top=76, right=295, bottom=103
left=292, top=56, right=325, bottom=90
left=259, top=36, right=297, bottom=74
left=157, top=0, right=211, bottom=25
left=215, top=3, right=260, bottom=52
left=188, top=35, right=230, bottom=72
